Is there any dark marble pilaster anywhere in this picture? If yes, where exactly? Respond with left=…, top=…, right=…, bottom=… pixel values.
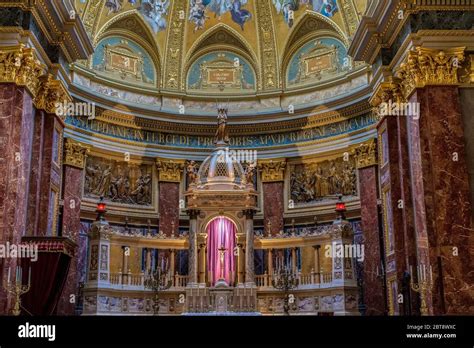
left=358, top=165, right=386, bottom=315
left=408, top=86, right=473, bottom=315
left=159, top=182, right=180, bottom=236
left=0, top=84, right=34, bottom=313
left=56, top=140, right=88, bottom=315
left=262, top=182, right=284, bottom=236
left=36, top=112, right=63, bottom=236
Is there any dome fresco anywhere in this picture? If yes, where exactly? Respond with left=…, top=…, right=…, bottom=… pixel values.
left=74, top=0, right=367, bottom=99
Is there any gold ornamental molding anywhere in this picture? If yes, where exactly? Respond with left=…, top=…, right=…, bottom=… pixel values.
left=0, top=45, right=72, bottom=114
left=258, top=159, right=287, bottom=183
left=156, top=158, right=185, bottom=183
left=0, top=45, right=45, bottom=97
left=64, top=138, right=90, bottom=169
left=369, top=75, right=405, bottom=121
left=34, top=73, right=72, bottom=116
left=395, top=46, right=466, bottom=98
left=355, top=139, right=378, bottom=169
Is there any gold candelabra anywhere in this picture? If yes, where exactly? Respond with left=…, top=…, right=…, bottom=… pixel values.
left=410, top=264, right=433, bottom=316
left=3, top=266, right=31, bottom=316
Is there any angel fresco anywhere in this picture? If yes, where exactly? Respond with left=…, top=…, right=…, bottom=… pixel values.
left=105, top=0, right=123, bottom=15
left=273, top=0, right=338, bottom=27
left=138, top=0, right=170, bottom=33
left=189, top=0, right=252, bottom=31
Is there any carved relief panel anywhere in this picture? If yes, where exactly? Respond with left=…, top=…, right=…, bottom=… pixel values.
left=84, top=155, right=153, bottom=206
left=289, top=156, right=357, bottom=206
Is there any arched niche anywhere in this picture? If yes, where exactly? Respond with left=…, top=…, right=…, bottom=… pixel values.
left=186, top=50, right=257, bottom=94
left=285, top=36, right=349, bottom=88
left=91, top=35, right=157, bottom=87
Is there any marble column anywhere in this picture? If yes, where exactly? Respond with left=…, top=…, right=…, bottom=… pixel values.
left=396, top=47, right=473, bottom=315
left=156, top=159, right=184, bottom=236
left=0, top=84, right=34, bottom=313
left=56, top=139, right=89, bottom=315
left=36, top=110, right=64, bottom=236
left=407, top=86, right=473, bottom=315
left=243, top=209, right=256, bottom=285
left=258, top=160, right=286, bottom=236
left=355, top=139, right=388, bottom=315
left=187, top=209, right=199, bottom=285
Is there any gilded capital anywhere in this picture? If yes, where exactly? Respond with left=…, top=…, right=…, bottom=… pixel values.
left=355, top=139, right=377, bottom=169
left=0, top=45, right=45, bottom=97
left=258, top=159, right=286, bottom=182
left=156, top=159, right=185, bottom=183
left=64, top=138, right=90, bottom=169
left=396, top=47, right=465, bottom=98
left=34, top=74, right=71, bottom=116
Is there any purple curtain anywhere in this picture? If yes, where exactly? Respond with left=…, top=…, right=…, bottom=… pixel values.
left=207, top=217, right=237, bottom=286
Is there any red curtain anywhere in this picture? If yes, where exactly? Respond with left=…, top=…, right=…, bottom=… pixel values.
left=21, top=253, right=71, bottom=315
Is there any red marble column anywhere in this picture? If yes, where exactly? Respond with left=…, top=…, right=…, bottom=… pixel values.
left=356, top=153, right=386, bottom=315
left=56, top=139, right=88, bottom=315
left=25, top=109, right=45, bottom=236
left=407, top=86, right=473, bottom=315
left=259, top=160, right=286, bottom=236
left=156, top=160, right=184, bottom=236
left=0, top=84, right=35, bottom=313
left=36, top=112, right=64, bottom=236
left=159, top=182, right=180, bottom=236
left=262, top=182, right=284, bottom=236
left=377, top=116, right=414, bottom=315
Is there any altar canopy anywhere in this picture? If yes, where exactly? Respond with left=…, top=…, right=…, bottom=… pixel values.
left=207, top=217, right=237, bottom=286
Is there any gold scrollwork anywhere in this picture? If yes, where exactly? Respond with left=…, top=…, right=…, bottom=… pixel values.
left=258, top=160, right=286, bottom=182
left=0, top=45, right=45, bottom=97
left=156, top=159, right=185, bottom=183
left=396, top=46, right=466, bottom=98
left=64, top=138, right=90, bottom=169
left=355, top=139, right=378, bottom=169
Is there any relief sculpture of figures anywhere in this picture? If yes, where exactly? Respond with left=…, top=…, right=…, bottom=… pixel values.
left=290, top=158, right=357, bottom=205
left=84, top=156, right=153, bottom=205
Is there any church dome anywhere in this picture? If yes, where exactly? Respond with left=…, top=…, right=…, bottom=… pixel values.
left=197, top=146, right=245, bottom=186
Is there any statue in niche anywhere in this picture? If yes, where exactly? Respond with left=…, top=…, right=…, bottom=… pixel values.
left=186, top=160, right=199, bottom=185
left=290, top=157, right=357, bottom=205
left=215, top=108, right=229, bottom=145
left=84, top=156, right=152, bottom=205
left=243, top=162, right=256, bottom=185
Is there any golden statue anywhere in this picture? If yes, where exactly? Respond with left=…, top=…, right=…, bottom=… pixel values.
left=215, top=108, right=229, bottom=145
